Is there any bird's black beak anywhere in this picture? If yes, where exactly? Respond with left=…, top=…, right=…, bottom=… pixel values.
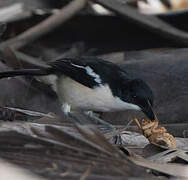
left=141, top=101, right=155, bottom=120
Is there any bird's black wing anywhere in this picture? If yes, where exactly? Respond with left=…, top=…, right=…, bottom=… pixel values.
left=49, top=57, right=129, bottom=90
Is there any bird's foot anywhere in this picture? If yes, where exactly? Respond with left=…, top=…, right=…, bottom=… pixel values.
left=62, top=103, right=71, bottom=116
left=61, top=104, right=115, bottom=131
left=114, top=134, right=122, bottom=145
left=84, top=111, right=115, bottom=131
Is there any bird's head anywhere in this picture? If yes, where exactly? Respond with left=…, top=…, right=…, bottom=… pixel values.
left=122, top=79, right=155, bottom=120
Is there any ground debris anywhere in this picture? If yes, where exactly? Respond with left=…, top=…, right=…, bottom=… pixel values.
left=0, top=115, right=187, bottom=179
left=0, top=0, right=187, bottom=179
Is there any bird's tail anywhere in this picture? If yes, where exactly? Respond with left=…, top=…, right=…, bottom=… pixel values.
left=0, top=68, right=52, bottom=79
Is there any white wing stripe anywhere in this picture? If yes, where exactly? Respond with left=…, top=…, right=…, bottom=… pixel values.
left=71, top=63, right=85, bottom=69
left=71, top=63, right=102, bottom=84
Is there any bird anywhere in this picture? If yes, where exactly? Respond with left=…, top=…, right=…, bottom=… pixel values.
left=0, top=56, right=155, bottom=122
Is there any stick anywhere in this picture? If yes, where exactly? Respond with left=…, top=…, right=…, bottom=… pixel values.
left=0, top=0, right=87, bottom=50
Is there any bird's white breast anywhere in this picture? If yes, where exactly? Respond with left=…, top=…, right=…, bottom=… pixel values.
left=56, top=76, right=140, bottom=112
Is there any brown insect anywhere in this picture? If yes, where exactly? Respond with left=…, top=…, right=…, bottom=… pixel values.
left=134, top=117, right=176, bottom=149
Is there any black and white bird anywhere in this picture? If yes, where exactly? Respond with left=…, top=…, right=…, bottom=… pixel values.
left=0, top=57, right=155, bottom=121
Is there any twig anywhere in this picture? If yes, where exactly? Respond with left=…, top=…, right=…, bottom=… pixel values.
left=0, top=0, right=87, bottom=50
left=14, top=50, right=48, bottom=68
left=79, top=166, right=92, bottom=180
left=4, top=107, right=55, bottom=118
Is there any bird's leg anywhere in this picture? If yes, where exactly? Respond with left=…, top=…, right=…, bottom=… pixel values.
left=84, top=111, right=94, bottom=117
left=62, top=104, right=115, bottom=131
left=61, top=103, right=71, bottom=116
left=62, top=104, right=87, bottom=124
left=84, top=111, right=116, bottom=131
